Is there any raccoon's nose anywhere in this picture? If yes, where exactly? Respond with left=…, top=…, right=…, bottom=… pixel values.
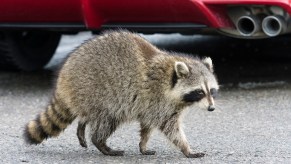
left=208, top=105, right=215, bottom=112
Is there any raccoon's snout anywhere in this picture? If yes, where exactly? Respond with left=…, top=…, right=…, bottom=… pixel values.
left=208, top=105, right=215, bottom=112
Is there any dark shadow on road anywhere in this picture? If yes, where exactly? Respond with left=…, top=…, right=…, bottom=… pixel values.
left=149, top=34, right=291, bottom=84
left=1, top=34, right=291, bottom=87
left=0, top=70, right=54, bottom=93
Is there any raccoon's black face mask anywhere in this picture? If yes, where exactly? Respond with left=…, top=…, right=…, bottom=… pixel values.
left=182, top=88, right=217, bottom=102
left=182, top=88, right=218, bottom=111
left=182, top=89, right=205, bottom=103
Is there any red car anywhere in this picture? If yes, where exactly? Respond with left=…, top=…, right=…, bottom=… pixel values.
left=1, top=0, right=290, bottom=70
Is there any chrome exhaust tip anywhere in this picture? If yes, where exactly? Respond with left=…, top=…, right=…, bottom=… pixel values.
left=236, top=15, right=261, bottom=36
left=262, top=15, right=287, bottom=37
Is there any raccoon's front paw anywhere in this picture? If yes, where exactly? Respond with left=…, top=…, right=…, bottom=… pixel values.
left=185, top=152, right=205, bottom=158
left=107, top=150, right=125, bottom=156
left=141, top=150, right=156, bottom=155
left=79, top=140, right=88, bottom=148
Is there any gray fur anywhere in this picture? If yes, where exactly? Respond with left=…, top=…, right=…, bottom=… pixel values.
left=26, top=30, right=219, bottom=158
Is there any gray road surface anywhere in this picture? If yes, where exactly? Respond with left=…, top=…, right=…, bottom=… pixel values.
left=0, top=33, right=291, bottom=163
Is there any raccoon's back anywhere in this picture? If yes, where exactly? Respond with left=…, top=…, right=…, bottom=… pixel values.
left=64, top=32, right=149, bottom=87
left=56, top=31, right=156, bottom=110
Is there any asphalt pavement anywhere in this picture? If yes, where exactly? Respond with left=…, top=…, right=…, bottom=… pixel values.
left=0, top=33, right=291, bottom=163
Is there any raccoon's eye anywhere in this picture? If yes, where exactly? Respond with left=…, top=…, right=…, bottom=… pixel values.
left=182, top=89, right=205, bottom=103
left=197, top=90, right=204, bottom=95
left=210, top=88, right=218, bottom=98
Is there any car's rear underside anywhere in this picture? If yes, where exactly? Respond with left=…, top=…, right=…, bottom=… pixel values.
left=1, top=0, right=291, bottom=70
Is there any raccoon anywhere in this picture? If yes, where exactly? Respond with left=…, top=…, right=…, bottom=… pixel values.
left=23, top=31, right=219, bottom=158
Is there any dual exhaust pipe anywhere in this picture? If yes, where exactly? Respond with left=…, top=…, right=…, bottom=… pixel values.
left=237, top=15, right=288, bottom=37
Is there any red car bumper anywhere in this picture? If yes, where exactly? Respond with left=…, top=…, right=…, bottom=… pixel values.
left=1, top=0, right=291, bottom=38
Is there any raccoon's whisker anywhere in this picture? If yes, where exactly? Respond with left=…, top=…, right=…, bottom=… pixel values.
left=215, top=103, right=224, bottom=109
left=214, top=104, right=223, bottom=110
left=215, top=100, right=225, bottom=105
left=215, top=99, right=228, bottom=104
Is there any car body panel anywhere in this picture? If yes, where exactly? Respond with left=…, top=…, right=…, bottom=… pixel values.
left=1, top=0, right=291, bottom=35
left=0, top=0, right=83, bottom=23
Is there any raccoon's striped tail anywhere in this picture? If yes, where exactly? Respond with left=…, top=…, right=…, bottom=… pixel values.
left=23, top=97, right=76, bottom=144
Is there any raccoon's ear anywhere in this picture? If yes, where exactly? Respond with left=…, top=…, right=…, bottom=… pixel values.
left=174, top=62, right=189, bottom=78
left=203, top=57, right=214, bottom=72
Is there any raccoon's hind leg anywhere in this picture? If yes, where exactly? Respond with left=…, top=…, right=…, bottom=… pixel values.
left=77, top=121, right=87, bottom=148
left=91, top=117, right=124, bottom=156
left=139, top=124, right=156, bottom=155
